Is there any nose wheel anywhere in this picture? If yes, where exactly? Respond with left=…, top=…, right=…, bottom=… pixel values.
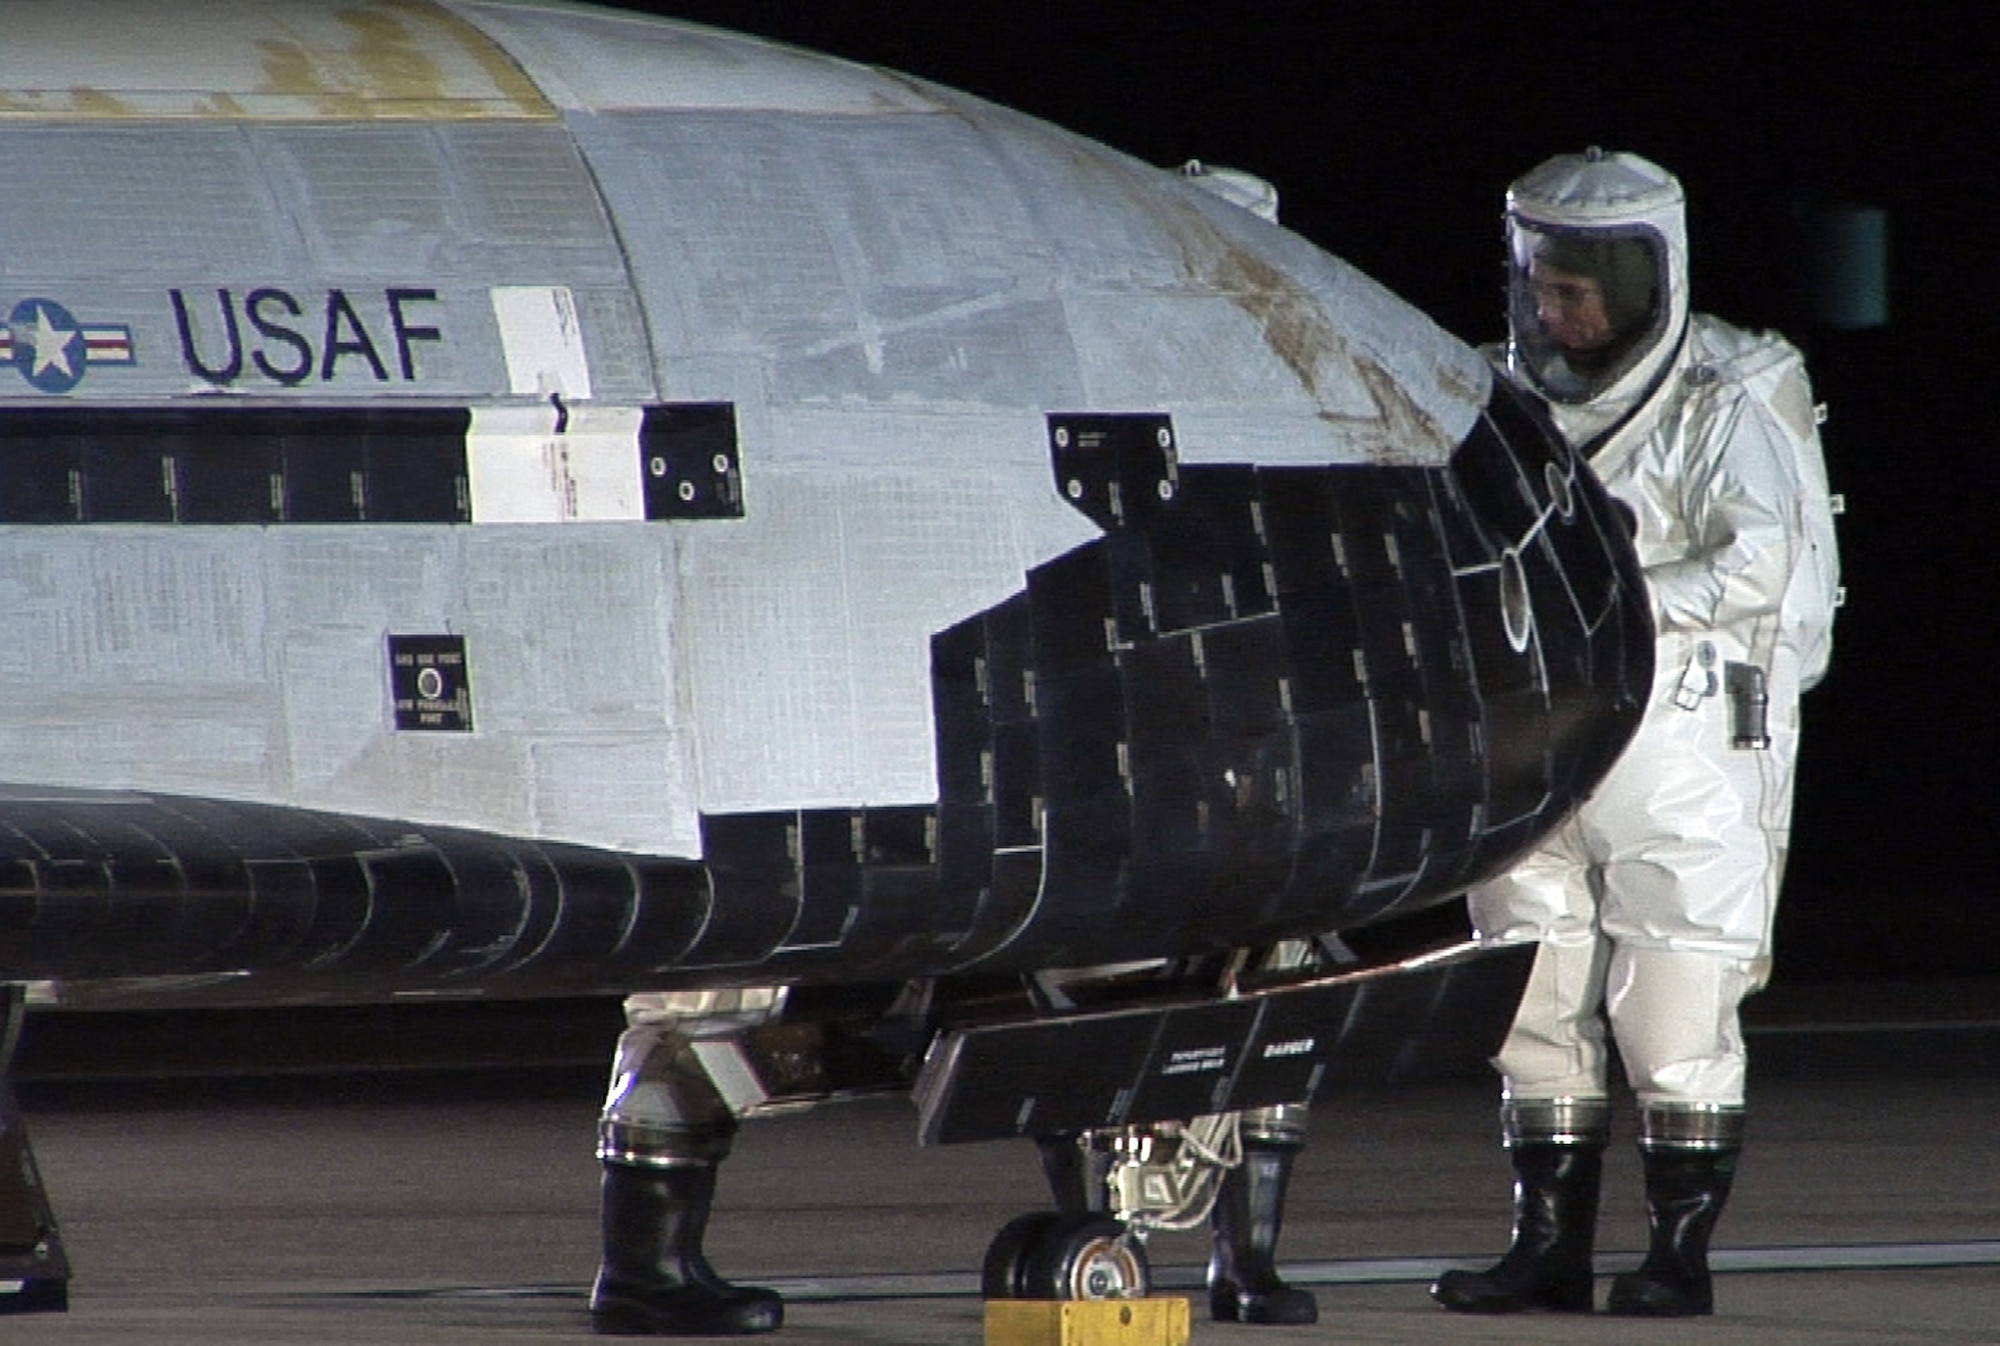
left=982, top=1212, right=1150, bottom=1301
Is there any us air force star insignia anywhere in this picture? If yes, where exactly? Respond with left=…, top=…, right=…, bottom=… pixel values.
left=8, top=300, right=81, bottom=392
left=26, top=305, right=79, bottom=378
left=2, top=298, right=137, bottom=393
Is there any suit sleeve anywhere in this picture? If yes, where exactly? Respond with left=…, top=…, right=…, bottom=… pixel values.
left=1645, top=389, right=1798, bottom=638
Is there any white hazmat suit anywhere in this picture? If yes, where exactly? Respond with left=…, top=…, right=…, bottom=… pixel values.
left=1433, top=148, right=1839, bottom=1319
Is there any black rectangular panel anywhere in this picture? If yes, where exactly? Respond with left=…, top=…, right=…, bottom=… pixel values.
left=0, top=431, right=80, bottom=522
left=0, top=407, right=472, bottom=525
left=80, top=429, right=174, bottom=522
left=642, top=403, right=742, bottom=520
left=692, top=811, right=803, bottom=966
left=175, top=434, right=282, bottom=524
left=983, top=594, right=1036, bottom=726
left=915, top=946, right=1535, bottom=1145
left=1231, top=987, right=1347, bottom=1105
left=990, top=721, right=1040, bottom=848
left=929, top=614, right=991, bottom=804
left=1046, top=412, right=1176, bottom=531
left=1146, top=466, right=1270, bottom=633
left=918, top=1011, right=1161, bottom=1144
left=362, top=410, right=471, bottom=522
left=915, top=974, right=1366, bottom=1144
left=1258, top=467, right=1342, bottom=597
left=1198, top=617, right=1291, bottom=737
left=387, top=634, right=473, bottom=732
left=1026, top=545, right=1117, bottom=679
left=1278, top=599, right=1365, bottom=714
left=933, top=802, right=995, bottom=898
left=281, top=427, right=368, bottom=522
left=1117, top=998, right=1265, bottom=1124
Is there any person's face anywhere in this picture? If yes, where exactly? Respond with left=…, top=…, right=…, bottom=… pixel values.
left=1527, top=259, right=1617, bottom=354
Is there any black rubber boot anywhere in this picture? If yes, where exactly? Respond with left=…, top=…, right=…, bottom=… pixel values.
left=1605, top=1147, right=1738, bottom=1317
left=1430, top=1141, right=1602, bottom=1313
left=589, top=1161, right=783, bottom=1336
left=1208, top=1140, right=1319, bottom=1325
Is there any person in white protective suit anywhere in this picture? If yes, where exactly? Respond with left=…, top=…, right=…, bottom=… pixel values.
left=590, top=993, right=784, bottom=1336
left=1431, top=148, right=1838, bottom=1318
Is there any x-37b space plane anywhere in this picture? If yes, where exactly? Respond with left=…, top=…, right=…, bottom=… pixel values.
left=0, top=0, right=1651, bottom=1311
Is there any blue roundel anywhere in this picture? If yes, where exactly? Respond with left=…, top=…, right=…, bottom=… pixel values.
left=9, top=299, right=87, bottom=394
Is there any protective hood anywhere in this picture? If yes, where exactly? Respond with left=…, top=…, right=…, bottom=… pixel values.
left=1504, top=148, right=1689, bottom=446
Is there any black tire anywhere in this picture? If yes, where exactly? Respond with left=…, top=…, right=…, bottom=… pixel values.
left=1021, top=1212, right=1150, bottom=1301
left=981, top=1210, right=1062, bottom=1299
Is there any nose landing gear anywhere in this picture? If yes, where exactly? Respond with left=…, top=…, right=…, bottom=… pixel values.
left=983, top=1211, right=1152, bottom=1302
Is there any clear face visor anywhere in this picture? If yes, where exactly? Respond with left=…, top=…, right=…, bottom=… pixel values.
left=1507, top=220, right=1668, bottom=403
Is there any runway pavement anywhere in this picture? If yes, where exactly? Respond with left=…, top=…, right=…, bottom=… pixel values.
left=6, top=988, right=1999, bottom=1346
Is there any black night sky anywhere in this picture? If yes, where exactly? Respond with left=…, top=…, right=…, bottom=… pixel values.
left=622, top=2, right=1998, bottom=984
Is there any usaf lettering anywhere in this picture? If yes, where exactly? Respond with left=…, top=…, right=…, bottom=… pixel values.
left=172, top=287, right=443, bottom=386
